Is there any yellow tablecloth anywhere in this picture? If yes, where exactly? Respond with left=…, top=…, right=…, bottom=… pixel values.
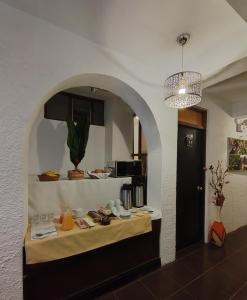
left=25, top=213, right=152, bottom=264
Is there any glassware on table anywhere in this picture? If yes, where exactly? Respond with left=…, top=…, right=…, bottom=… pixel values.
left=31, top=213, right=55, bottom=225
left=40, top=214, right=49, bottom=223
left=48, top=213, right=54, bottom=222
left=61, top=210, right=74, bottom=231
left=32, top=214, right=40, bottom=225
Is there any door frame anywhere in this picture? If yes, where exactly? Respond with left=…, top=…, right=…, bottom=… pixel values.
left=177, top=106, right=207, bottom=247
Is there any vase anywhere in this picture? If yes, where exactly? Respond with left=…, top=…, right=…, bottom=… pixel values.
left=215, top=205, right=222, bottom=222
left=209, top=205, right=226, bottom=247
left=215, top=193, right=225, bottom=207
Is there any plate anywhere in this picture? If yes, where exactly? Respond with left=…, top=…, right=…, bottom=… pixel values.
left=140, top=206, right=154, bottom=212
left=130, top=208, right=138, bottom=213
left=120, top=211, right=131, bottom=219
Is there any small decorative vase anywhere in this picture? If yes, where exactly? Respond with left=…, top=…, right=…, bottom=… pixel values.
left=215, top=193, right=225, bottom=207
left=209, top=205, right=226, bottom=247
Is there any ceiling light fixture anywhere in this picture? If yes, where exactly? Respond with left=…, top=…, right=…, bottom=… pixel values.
left=164, top=33, right=202, bottom=109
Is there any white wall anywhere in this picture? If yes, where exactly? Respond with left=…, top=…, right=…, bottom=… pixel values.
left=110, top=98, right=134, bottom=161
left=29, top=113, right=106, bottom=173
left=104, top=96, right=134, bottom=163
left=201, top=96, right=247, bottom=235
left=0, top=3, right=177, bottom=298
left=29, top=96, right=133, bottom=175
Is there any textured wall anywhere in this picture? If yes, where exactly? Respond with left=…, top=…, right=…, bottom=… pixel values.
left=29, top=96, right=134, bottom=175
left=104, top=97, right=134, bottom=163
left=0, top=3, right=177, bottom=299
left=111, top=99, right=134, bottom=161
left=201, top=97, right=247, bottom=235
left=29, top=113, right=106, bottom=174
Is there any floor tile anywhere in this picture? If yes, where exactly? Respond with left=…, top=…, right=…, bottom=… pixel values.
left=141, top=269, right=181, bottom=299
left=162, top=260, right=199, bottom=286
left=218, top=247, right=247, bottom=282
left=181, top=253, right=214, bottom=275
left=96, top=292, right=116, bottom=300
left=225, top=228, right=247, bottom=251
left=167, top=290, right=195, bottom=300
left=95, top=226, right=247, bottom=299
left=184, top=266, right=242, bottom=300
left=193, top=243, right=230, bottom=265
left=231, top=283, right=247, bottom=300
left=176, top=243, right=204, bottom=260
left=114, top=281, right=156, bottom=300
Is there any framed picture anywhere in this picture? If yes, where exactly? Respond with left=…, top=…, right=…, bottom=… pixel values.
left=228, top=137, right=247, bottom=171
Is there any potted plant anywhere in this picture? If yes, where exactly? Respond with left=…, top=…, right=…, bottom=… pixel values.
left=67, top=112, right=90, bottom=180
left=208, top=160, right=230, bottom=247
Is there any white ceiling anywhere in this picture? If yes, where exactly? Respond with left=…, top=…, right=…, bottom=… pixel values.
left=227, top=0, right=247, bottom=22
left=204, top=71, right=247, bottom=104
left=203, top=71, right=247, bottom=117
left=1, top=0, right=247, bottom=81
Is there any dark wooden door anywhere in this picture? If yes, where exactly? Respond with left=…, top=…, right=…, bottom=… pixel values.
left=176, top=125, right=205, bottom=250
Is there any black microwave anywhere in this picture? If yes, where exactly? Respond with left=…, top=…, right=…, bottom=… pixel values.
left=107, top=160, right=142, bottom=177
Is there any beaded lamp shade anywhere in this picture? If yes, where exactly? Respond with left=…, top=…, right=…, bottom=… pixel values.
left=164, top=33, right=202, bottom=109
left=165, top=71, right=202, bottom=109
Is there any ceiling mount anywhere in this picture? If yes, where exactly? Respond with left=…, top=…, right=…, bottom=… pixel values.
left=177, top=33, right=190, bottom=46
left=90, top=87, right=97, bottom=93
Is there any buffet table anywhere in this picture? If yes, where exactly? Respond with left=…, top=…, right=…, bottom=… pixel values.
left=23, top=217, right=161, bottom=300
left=25, top=213, right=151, bottom=264
left=28, top=176, right=131, bottom=217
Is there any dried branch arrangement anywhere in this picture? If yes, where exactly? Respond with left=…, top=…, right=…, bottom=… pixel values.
left=209, top=161, right=229, bottom=207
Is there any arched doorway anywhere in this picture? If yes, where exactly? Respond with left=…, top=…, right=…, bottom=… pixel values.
left=25, top=72, right=167, bottom=247
left=26, top=74, right=162, bottom=213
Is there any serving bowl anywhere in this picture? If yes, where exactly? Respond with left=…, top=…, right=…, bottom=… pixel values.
left=87, top=171, right=111, bottom=179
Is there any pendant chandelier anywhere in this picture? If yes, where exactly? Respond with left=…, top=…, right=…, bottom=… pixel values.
left=164, top=33, right=202, bottom=109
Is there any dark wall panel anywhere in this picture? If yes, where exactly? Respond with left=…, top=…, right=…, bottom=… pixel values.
left=44, top=92, right=105, bottom=126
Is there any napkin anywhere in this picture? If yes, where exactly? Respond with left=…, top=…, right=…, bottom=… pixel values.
left=31, top=222, right=57, bottom=240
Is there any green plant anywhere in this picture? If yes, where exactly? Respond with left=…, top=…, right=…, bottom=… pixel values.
left=67, top=113, right=90, bottom=169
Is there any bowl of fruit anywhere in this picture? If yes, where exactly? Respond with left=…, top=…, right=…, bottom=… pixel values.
left=68, top=169, right=84, bottom=180
left=38, top=171, right=60, bottom=181
left=88, top=169, right=111, bottom=179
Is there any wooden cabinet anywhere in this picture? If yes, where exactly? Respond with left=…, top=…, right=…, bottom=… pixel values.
left=44, top=92, right=105, bottom=126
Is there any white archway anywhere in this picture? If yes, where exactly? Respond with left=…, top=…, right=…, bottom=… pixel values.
left=26, top=72, right=163, bottom=245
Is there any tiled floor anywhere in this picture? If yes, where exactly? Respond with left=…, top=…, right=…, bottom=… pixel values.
left=97, top=225, right=247, bottom=299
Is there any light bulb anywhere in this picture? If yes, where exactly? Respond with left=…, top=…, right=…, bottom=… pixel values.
left=178, top=76, right=187, bottom=94
left=178, top=87, right=186, bottom=94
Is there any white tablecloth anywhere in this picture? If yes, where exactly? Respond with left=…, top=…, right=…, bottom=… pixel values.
left=28, top=176, right=131, bottom=217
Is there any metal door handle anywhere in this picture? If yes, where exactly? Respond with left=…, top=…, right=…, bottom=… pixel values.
left=197, top=186, right=203, bottom=191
